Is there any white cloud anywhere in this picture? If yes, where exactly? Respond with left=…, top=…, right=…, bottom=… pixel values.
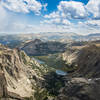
left=41, top=18, right=61, bottom=24
left=62, top=19, right=71, bottom=25
left=44, top=0, right=100, bottom=22
left=0, top=0, right=100, bottom=35
left=0, top=5, right=10, bottom=32
left=43, top=3, right=48, bottom=11
left=41, top=0, right=100, bottom=34
left=44, top=11, right=60, bottom=18
left=44, top=1, right=88, bottom=20
left=86, top=0, right=100, bottom=19
left=43, top=1, right=89, bottom=27
left=0, top=5, right=6, bottom=23
left=58, top=1, right=88, bottom=19
left=1, top=0, right=43, bottom=15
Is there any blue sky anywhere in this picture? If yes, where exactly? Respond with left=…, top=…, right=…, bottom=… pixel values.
left=38, top=0, right=89, bottom=13
left=0, top=0, right=100, bottom=34
left=24, top=0, right=89, bottom=24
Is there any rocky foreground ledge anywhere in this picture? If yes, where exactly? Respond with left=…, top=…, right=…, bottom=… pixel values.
left=0, top=44, right=51, bottom=100
left=0, top=71, right=23, bottom=100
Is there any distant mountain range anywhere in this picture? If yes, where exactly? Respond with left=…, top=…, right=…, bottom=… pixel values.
left=0, top=32, right=100, bottom=48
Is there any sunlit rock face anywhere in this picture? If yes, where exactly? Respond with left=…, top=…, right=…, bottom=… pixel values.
left=0, top=44, right=50, bottom=99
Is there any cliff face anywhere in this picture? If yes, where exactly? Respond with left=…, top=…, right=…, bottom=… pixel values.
left=55, top=45, right=100, bottom=100
left=0, top=44, right=49, bottom=99
left=61, top=45, right=100, bottom=78
left=61, top=48, right=78, bottom=65
left=0, top=71, right=8, bottom=98
left=76, top=45, right=100, bottom=78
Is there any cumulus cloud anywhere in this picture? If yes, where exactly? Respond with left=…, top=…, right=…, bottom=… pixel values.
left=41, top=0, right=100, bottom=34
left=86, top=0, right=100, bottom=19
left=62, top=19, right=71, bottom=25
left=41, top=18, right=61, bottom=24
left=43, top=1, right=89, bottom=26
left=1, top=0, right=44, bottom=15
left=58, top=1, right=88, bottom=19
left=43, top=0, right=100, bottom=23
left=41, top=18, right=71, bottom=26
left=0, top=0, right=100, bottom=34
left=44, top=12, right=60, bottom=18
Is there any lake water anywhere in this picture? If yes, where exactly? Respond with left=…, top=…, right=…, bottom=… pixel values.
left=56, top=70, right=67, bottom=76
left=33, top=58, right=67, bottom=76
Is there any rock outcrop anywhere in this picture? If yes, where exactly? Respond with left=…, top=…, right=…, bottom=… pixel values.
left=55, top=44, right=100, bottom=100
left=61, top=44, right=100, bottom=78
left=0, top=44, right=50, bottom=99
left=61, top=48, right=78, bottom=65
left=0, top=71, right=8, bottom=98
left=56, top=77, right=100, bottom=100
left=76, top=45, right=100, bottom=78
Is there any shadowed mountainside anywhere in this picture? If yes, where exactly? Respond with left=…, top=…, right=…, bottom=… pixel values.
left=54, top=45, right=100, bottom=100
left=76, top=45, right=100, bottom=78
left=20, top=39, right=67, bottom=56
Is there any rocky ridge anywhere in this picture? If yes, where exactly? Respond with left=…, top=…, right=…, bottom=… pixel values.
left=0, top=44, right=50, bottom=99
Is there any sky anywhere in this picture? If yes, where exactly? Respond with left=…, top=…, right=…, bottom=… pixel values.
left=0, top=0, right=100, bottom=34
